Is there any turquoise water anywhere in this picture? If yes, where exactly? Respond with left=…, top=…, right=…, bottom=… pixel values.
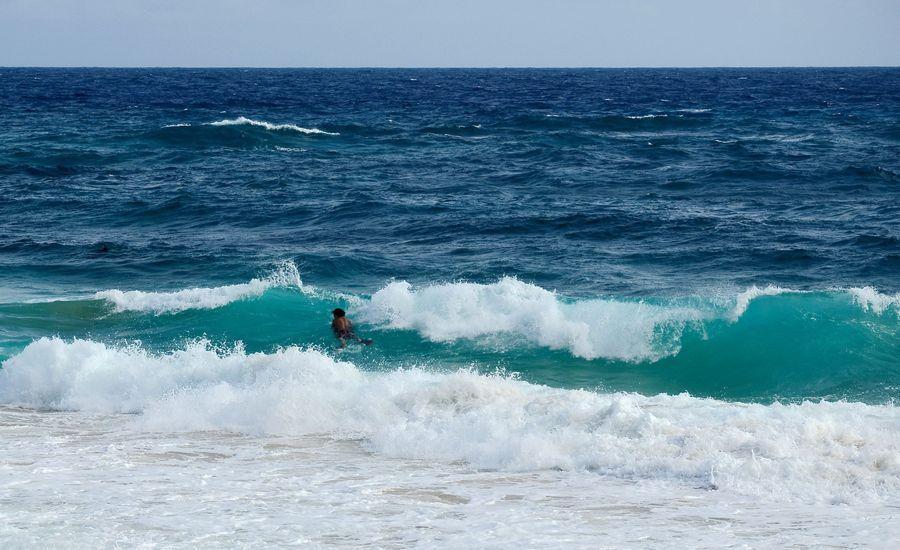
left=1, top=68, right=898, bottom=404
left=2, top=278, right=896, bottom=403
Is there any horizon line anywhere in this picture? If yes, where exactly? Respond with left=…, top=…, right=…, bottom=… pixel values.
left=2, top=65, right=898, bottom=70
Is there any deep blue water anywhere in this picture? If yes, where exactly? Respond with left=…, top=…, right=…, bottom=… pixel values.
left=0, top=68, right=898, bottom=402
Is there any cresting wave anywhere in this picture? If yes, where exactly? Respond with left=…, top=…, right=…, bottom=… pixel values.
left=165, top=116, right=340, bottom=135
left=95, top=262, right=304, bottom=314
left=88, top=273, right=899, bottom=363
left=361, top=278, right=706, bottom=361
left=1, top=337, right=898, bottom=504
left=360, top=278, right=898, bottom=361
left=849, top=286, right=900, bottom=315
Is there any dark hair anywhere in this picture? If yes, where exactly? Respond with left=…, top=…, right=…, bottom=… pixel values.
left=332, top=308, right=346, bottom=317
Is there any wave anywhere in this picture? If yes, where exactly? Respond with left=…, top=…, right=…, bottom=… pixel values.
left=1, top=337, right=897, bottom=504
left=2, top=278, right=897, bottom=402
left=205, top=116, right=339, bottom=136
left=53, top=275, right=900, bottom=366
left=746, top=133, right=817, bottom=143
left=360, top=278, right=707, bottom=362
left=507, top=113, right=709, bottom=133
left=151, top=117, right=339, bottom=148
left=729, top=284, right=792, bottom=320
left=95, top=262, right=303, bottom=314
left=359, top=279, right=899, bottom=362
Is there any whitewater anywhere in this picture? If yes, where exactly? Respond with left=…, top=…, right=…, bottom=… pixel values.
left=2, top=337, right=899, bottom=548
left=2, top=67, right=899, bottom=548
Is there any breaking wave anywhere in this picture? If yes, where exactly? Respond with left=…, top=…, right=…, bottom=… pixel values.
left=206, top=116, right=340, bottom=136
left=359, top=279, right=897, bottom=362
left=360, top=278, right=706, bottom=361
left=1, top=337, right=897, bottom=504
left=95, top=262, right=304, bottom=314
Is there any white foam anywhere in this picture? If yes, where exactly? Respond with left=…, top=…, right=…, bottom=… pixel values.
left=206, top=116, right=339, bottom=135
left=848, top=286, right=900, bottom=315
left=95, top=262, right=303, bottom=314
left=1, top=337, right=898, bottom=504
left=360, top=278, right=705, bottom=362
left=625, top=114, right=668, bottom=119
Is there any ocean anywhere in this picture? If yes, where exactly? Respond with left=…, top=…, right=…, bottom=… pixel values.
left=1, top=67, right=898, bottom=548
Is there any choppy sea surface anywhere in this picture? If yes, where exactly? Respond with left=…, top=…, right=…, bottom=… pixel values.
left=1, top=68, right=899, bottom=548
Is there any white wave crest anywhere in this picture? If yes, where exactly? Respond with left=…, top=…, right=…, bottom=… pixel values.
left=848, top=286, right=900, bottom=315
left=358, top=279, right=824, bottom=361
left=206, top=116, right=339, bottom=135
left=729, top=285, right=793, bottom=321
left=1, top=337, right=897, bottom=504
left=360, top=278, right=705, bottom=362
left=95, top=262, right=303, bottom=314
left=625, top=114, right=667, bottom=120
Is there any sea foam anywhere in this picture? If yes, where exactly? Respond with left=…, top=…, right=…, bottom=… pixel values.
left=1, top=337, right=898, bottom=504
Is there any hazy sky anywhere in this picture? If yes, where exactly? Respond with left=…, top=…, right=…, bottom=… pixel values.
left=1, top=0, right=898, bottom=67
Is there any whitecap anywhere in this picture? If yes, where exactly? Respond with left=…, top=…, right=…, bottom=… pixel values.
left=94, top=261, right=303, bottom=314
left=206, top=116, right=339, bottom=135
left=847, top=286, right=900, bottom=315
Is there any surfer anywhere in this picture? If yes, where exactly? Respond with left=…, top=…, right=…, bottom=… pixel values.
left=331, top=308, right=371, bottom=348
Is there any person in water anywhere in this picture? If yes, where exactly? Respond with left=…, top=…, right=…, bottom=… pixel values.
left=331, top=308, right=371, bottom=347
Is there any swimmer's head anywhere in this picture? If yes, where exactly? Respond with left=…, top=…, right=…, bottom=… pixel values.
left=332, top=308, right=346, bottom=318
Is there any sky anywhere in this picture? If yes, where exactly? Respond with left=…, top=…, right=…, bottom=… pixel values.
left=1, top=0, right=898, bottom=67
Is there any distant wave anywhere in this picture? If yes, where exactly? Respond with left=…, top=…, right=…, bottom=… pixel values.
left=206, top=116, right=339, bottom=136
left=509, top=113, right=708, bottom=132
left=2, top=337, right=897, bottom=504
left=747, top=133, right=816, bottom=143
left=95, top=262, right=303, bottom=314
left=161, top=117, right=339, bottom=136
